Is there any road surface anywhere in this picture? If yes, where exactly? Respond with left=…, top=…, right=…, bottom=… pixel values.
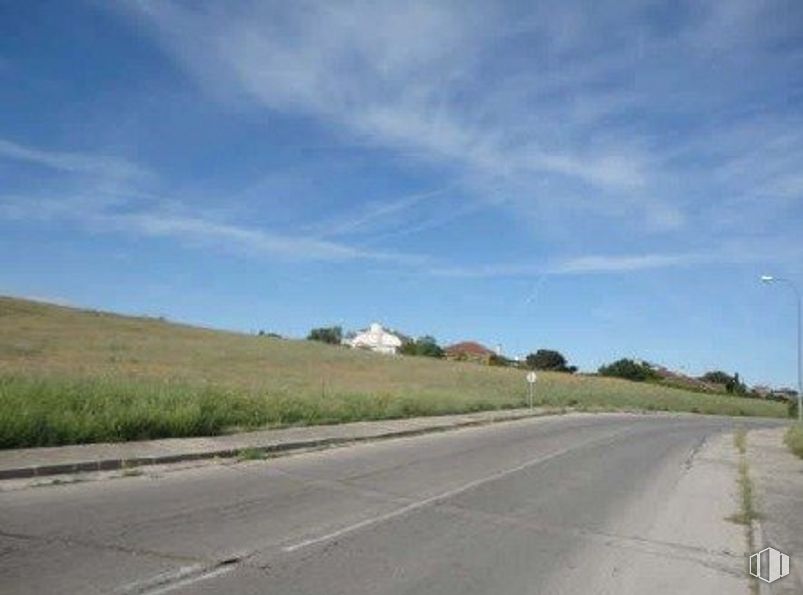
left=0, top=413, right=784, bottom=594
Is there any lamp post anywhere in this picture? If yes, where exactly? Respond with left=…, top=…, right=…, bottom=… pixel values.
left=761, top=275, right=802, bottom=422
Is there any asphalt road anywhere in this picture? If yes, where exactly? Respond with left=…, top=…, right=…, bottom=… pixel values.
left=0, top=413, right=785, bottom=594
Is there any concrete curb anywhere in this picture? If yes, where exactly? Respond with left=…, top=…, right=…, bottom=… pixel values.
left=0, top=409, right=555, bottom=480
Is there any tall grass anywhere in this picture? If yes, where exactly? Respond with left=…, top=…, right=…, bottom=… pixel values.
left=785, top=424, right=803, bottom=459
left=0, top=296, right=790, bottom=449
left=0, top=371, right=787, bottom=449
left=0, top=374, right=524, bottom=448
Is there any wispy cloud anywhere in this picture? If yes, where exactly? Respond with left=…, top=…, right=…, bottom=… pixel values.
left=4, top=294, right=73, bottom=307
left=0, top=135, right=429, bottom=263
left=302, top=187, right=450, bottom=239
left=7, top=2, right=801, bottom=276
left=429, top=247, right=772, bottom=278
left=0, top=188, right=428, bottom=264
left=549, top=253, right=705, bottom=275
left=120, top=1, right=678, bottom=228
left=96, top=210, right=426, bottom=263
left=0, top=138, right=148, bottom=181
left=118, top=0, right=803, bottom=248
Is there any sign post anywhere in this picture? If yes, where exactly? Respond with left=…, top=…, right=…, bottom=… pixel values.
left=525, top=371, right=537, bottom=410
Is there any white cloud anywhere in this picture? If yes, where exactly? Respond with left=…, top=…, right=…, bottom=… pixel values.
left=122, top=0, right=686, bottom=229
left=548, top=253, right=703, bottom=274
left=301, top=187, right=450, bottom=238
left=0, top=138, right=148, bottom=181
left=429, top=248, right=766, bottom=278
left=97, top=210, right=425, bottom=263
left=0, top=131, right=429, bottom=264
left=0, top=188, right=425, bottom=264
left=8, top=294, right=73, bottom=307
left=10, top=1, right=799, bottom=274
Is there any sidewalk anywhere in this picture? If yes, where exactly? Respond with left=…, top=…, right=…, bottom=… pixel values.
left=746, top=427, right=803, bottom=594
left=0, top=407, right=552, bottom=480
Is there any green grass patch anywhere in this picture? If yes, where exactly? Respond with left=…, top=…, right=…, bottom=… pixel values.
left=730, top=458, right=759, bottom=526
left=0, top=371, right=787, bottom=449
left=784, top=424, right=803, bottom=459
left=734, top=427, right=747, bottom=454
left=0, top=373, right=526, bottom=448
left=236, top=447, right=266, bottom=461
left=730, top=430, right=759, bottom=531
left=0, top=296, right=790, bottom=449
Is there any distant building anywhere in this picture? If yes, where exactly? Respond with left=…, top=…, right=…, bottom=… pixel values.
left=770, top=388, right=799, bottom=401
left=752, top=385, right=772, bottom=398
left=344, top=323, right=403, bottom=355
left=642, top=361, right=725, bottom=393
left=444, top=341, right=496, bottom=364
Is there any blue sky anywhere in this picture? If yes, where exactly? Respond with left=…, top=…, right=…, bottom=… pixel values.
left=1, top=1, right=802, bottom=387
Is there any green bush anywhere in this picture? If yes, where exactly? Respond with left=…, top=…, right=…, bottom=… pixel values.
left=525, top=349, right=577, bottom=373
left=307, top=326, right=342, bottom=344
left=598, top=358, right=658, bottom=382
left=488, top=354, right=516, bottom=367
left=700, top=370, right=746, bottom=394
left=400, top=336, right=444, bottom=358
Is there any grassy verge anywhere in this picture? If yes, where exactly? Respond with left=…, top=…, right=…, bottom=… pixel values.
left=731, top=429, right=760, bottom=595
left=236, top=447, right=266, bottom=461
left=0, top=371, right=788, bottom=449
left=0, top=374, right=518, bottom=449
left=730, top=429, right=759, bottom=527
left=784, top=424, right=803, bottom=459
left=734, top=458, right=759, bottom=527
left=0, top=296, right=790, bottom=449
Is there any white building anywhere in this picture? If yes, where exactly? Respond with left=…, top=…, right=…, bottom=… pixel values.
left=345, top=323, right=403, bottom=355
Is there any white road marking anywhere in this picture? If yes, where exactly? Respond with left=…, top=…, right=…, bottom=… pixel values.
left=282, top=431, right=623, bottom=553
left=138, top=564, right=237, bottom=595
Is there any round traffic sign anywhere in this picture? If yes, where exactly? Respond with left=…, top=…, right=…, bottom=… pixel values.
left=526, top=371, right=537, bottom=384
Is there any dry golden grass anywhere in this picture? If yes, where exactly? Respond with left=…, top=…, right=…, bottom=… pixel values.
left=0, top=296, right=788, bottom=448
left=786, top=424, right=803, bottom=459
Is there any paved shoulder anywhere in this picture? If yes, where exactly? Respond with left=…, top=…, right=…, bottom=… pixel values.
left=746, top=427, right=803, bottom=594
left=545, top=430, right=748, bottom=594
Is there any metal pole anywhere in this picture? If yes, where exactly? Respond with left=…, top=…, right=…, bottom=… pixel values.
left=774, top=279, right=802, bottom=423
left=796, top=285, right=802, bottom=423
left=528, top=383, right=534, bottom=410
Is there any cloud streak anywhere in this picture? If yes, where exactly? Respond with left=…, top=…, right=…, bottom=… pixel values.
left=0, top=138, right=425, bottom=264
left=6, top=2, right=801, bottom=277
left=428, top=248, right=773, bottom=278
left=98, top=210, right=426, bottom=263
left=0, top=138, right=148, bottom=181
left=122, top=1, right=679, bottom=227
left=120, top=0, right=803, bottom=247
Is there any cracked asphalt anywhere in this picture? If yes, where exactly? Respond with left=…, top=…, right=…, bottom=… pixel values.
left=0, top=413, right=785, bottom=594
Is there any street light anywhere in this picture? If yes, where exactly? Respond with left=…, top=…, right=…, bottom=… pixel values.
left=761, top=275, right=802, bottom=422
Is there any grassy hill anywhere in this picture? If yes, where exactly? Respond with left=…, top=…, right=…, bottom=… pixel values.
left=0, top=296, right=788, bottom=448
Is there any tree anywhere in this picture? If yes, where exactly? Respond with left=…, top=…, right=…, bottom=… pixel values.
left=700, top=371, right=746, bottom=395
left=307, top=326, right=343, bottom=345
left=598, top=358, right=658, bottom=382
left=257, top=330, right=282, bottom=338
left=525, top=349, right=576, bottom=373
left=400, top=335, right=444, bottom=358
left=416, top=335, right=444, bottom=358
left=700, top=371, right=732, bottom=386
left=489, top=353, right=515, bottom=367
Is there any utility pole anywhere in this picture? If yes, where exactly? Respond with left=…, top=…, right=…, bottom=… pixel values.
left=761, top=276, right=802, bottom=422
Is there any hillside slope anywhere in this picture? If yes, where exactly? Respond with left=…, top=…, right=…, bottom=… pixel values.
left=0, top=296, right=787, bottom=448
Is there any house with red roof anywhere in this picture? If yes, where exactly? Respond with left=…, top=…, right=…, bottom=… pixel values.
left=444, top=341, right=496, bottom=364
